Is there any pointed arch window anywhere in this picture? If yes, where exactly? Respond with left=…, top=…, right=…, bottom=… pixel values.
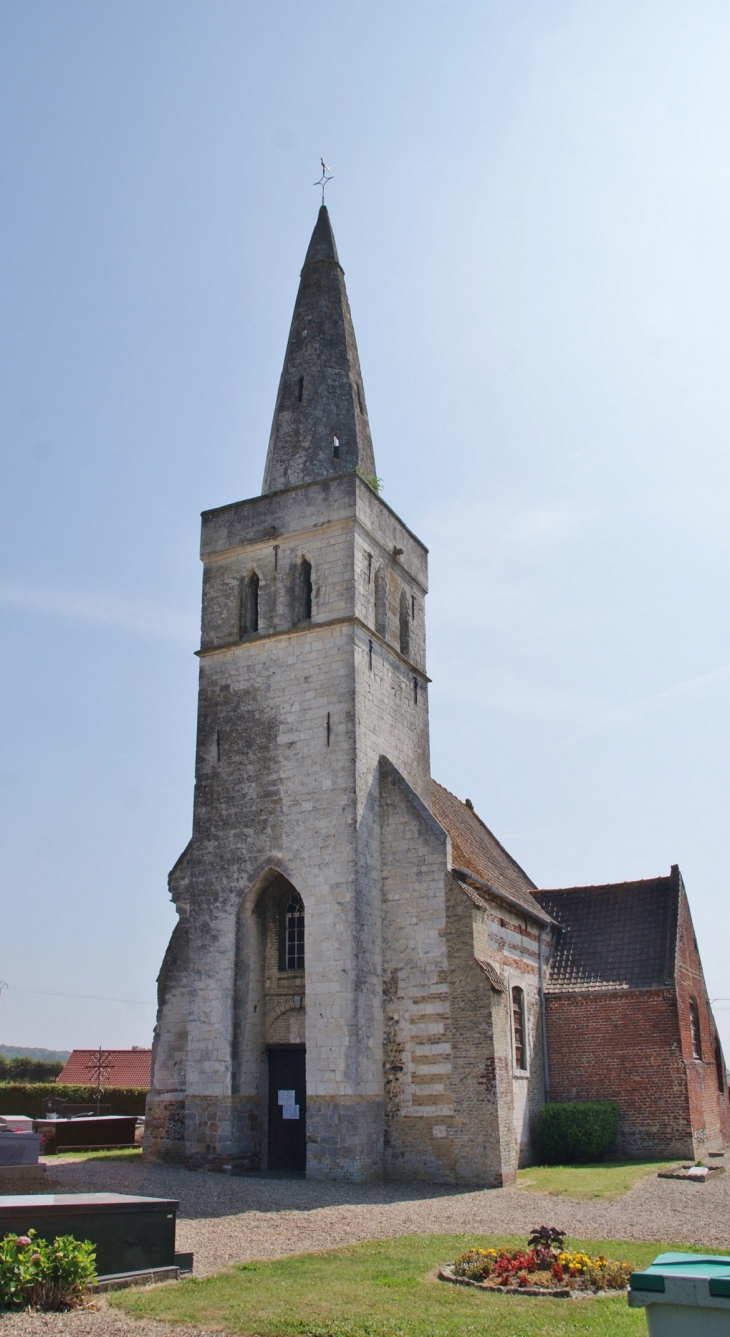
left=512, top=986, right=527, bottom=1070
left=715, top=1040, right=725, bottom=1094
left=399, top=590, right=411, bottom=658
left=374, top=568, right=387, bottom=638
left=689, top=997, right=702, bottom=1059
left=297, top=559, right=313, bottom=622
left=278, top=892, right=305, bottom=971
left=240, top=572, right=260, bottom=637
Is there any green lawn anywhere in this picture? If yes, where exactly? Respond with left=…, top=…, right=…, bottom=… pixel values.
left=516, top=1159, right=678, bottom=1199
left=112, top=1233, right=705, bottom=1337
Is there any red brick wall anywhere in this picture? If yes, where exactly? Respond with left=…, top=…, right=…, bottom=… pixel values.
left=544, top=988, right=695, bottom=1158
left=673, top=869, right=730, bottom=1152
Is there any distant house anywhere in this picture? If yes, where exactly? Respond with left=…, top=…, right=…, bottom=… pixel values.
left=57, top=1049, right=151, bottom=1089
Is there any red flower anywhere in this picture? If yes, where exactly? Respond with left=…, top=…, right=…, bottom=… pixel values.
left=15, top=1236, right=31, bottom=1248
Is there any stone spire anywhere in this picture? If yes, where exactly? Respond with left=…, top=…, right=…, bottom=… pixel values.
left=261, top=206, right=377, bottom=494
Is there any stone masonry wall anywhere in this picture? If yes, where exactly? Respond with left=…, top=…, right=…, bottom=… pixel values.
left=149, top=471, right=436, bottom=1178
left=474, top=896, right=548, bottom=1165
left=379, top=759, right=455, bottom=1181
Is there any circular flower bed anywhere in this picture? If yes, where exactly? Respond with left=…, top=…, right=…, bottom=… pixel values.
left=443, top=1227, right=632, bottom=1295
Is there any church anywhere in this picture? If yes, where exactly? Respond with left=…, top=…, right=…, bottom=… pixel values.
left=145, top=206, right=729, bottom=1183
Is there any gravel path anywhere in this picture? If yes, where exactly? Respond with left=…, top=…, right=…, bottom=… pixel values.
left=1, top=1151, right=727, bottom=1335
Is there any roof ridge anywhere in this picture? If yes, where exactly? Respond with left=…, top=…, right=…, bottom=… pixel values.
left=536, top=875, right=671, bottom=896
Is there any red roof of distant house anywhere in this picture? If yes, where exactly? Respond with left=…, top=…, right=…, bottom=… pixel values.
left=57, top=1049, right=151, bottom=1089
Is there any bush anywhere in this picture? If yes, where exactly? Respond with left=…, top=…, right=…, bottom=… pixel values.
left=0, top=1230, right=96, bottom=1310
left=0, top=1084, right=147, bottom=1119
left=536, top=1101, right=619, bottom=1164
left=0, top=1057, right=63, bottom=1082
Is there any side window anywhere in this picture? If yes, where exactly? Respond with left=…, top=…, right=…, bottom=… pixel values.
left=296, top=559, right=313, bottom=623
left=689, top=997, right=702, bottom=1059
left=715, top=1040, right=725, bottom=1093
left=511, top=986, right=527, bottom=1070
left=239, top=571, right=260, bottom=637
left=278, top=892, right=305, bottom=971
left=399, top=589, right=411, bottom=658
left=374, top=568, right=387, bottom=638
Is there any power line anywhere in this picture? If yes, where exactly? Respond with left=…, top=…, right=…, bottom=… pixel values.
left=2, top=985, right=155, bottom=1007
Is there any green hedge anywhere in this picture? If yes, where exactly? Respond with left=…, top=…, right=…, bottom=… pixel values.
left=0, top=1084, right=147, bottom=1119
left=536, top=1100, right=620, bottom=1164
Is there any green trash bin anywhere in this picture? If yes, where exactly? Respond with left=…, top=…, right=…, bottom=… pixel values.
left=629, top=1253, right=730, bottom=1335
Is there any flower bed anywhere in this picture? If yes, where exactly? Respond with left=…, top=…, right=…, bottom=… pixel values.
left=441, top=1227, right=632, bottom=1296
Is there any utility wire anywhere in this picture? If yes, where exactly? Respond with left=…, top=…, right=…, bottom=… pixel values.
left=2, top=985, right=155, bottom=1006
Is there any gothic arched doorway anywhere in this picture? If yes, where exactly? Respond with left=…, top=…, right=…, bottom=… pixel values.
left=262, top=877, right=306, bottom=1171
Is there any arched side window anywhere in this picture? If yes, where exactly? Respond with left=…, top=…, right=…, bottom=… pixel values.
left=689, top=997, right=702, bottom=1059
left=374, top=568, right=387, bottom=638
left=715, top=1040, right=725, bottom=1094
left=399, top=589, right=411, bottom=658
left=511, top=986, right=527, bottom=1070
left=297, top=559, right=313, bottom=623
left=278, top=892, right=305, bottom=971
left=239, top=572, right=260, bottom=637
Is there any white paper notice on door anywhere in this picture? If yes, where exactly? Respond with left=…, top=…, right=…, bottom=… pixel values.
left=278, top=1089, right=300, bottom=1119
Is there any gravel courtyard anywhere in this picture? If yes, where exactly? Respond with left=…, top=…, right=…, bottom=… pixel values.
left=33, top=1150, right=730, bottom=1273
left=1, top=1151, right=728, bottom=1336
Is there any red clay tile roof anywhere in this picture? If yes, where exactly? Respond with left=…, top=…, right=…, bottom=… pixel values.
left=533, top=876, right=678, bottom=992
left=57, top=1049, right=151, bottom=1089
left=431, top=780, right=549, bottom=923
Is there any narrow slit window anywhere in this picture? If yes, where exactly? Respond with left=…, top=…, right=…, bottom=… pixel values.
left=299, top=559, right=313, bottom=622
left=512, top=986, right=527, bottom=1070
left=249, top=573, right=259, bottom=633
left=374, top=568, right=387, bottom=637
left=411, top=594, right=415, bottom=620
left=368, top=639, right=373, bottom=670
left=367, top=552, right=372, bottom=584
left=399, top=590, right=411, bottom=658
left=689, top=997, right=702, bottom=1059
left=240, top=572, right=260, bottom=637
left=297, top=376, right=304, bottom=402
left=333, top=436, right=340, bottom=459
left=279, top=892, right=305, bottom=971
left=357, top=384, right=364, bottom=413
left=413, top=676, right=418, bottom=704
left=715, top=1040, right=725, bottom=1093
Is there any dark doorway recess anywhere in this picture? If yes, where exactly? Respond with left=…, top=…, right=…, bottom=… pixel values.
left=267, top=1047, right=306, bottom=1172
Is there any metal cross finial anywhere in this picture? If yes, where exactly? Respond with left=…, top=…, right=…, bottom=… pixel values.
left=314, top=158, right=333, bottom=205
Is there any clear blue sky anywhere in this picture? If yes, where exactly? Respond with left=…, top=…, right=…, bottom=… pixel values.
left=1, top=0, right=729, bottom=1053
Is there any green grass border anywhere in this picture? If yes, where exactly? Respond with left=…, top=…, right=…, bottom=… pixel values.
left=112, top=1232, right=721, bottom=1337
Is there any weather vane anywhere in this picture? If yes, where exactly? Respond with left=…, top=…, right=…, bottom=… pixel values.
left=314, top=158, right=333, bottom=205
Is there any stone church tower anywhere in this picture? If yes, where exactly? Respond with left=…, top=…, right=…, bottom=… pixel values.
left=146, top=206, right=554, bottom=1183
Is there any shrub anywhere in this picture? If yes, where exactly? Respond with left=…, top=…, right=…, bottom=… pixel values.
left=536, top=1101, right=619, bottom=1164
left=0, top=1230, right=96, bottom=1310
left=0, top=1084, right=147, bottom=1119
left=0, top=1057, right=63, bottom=1082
